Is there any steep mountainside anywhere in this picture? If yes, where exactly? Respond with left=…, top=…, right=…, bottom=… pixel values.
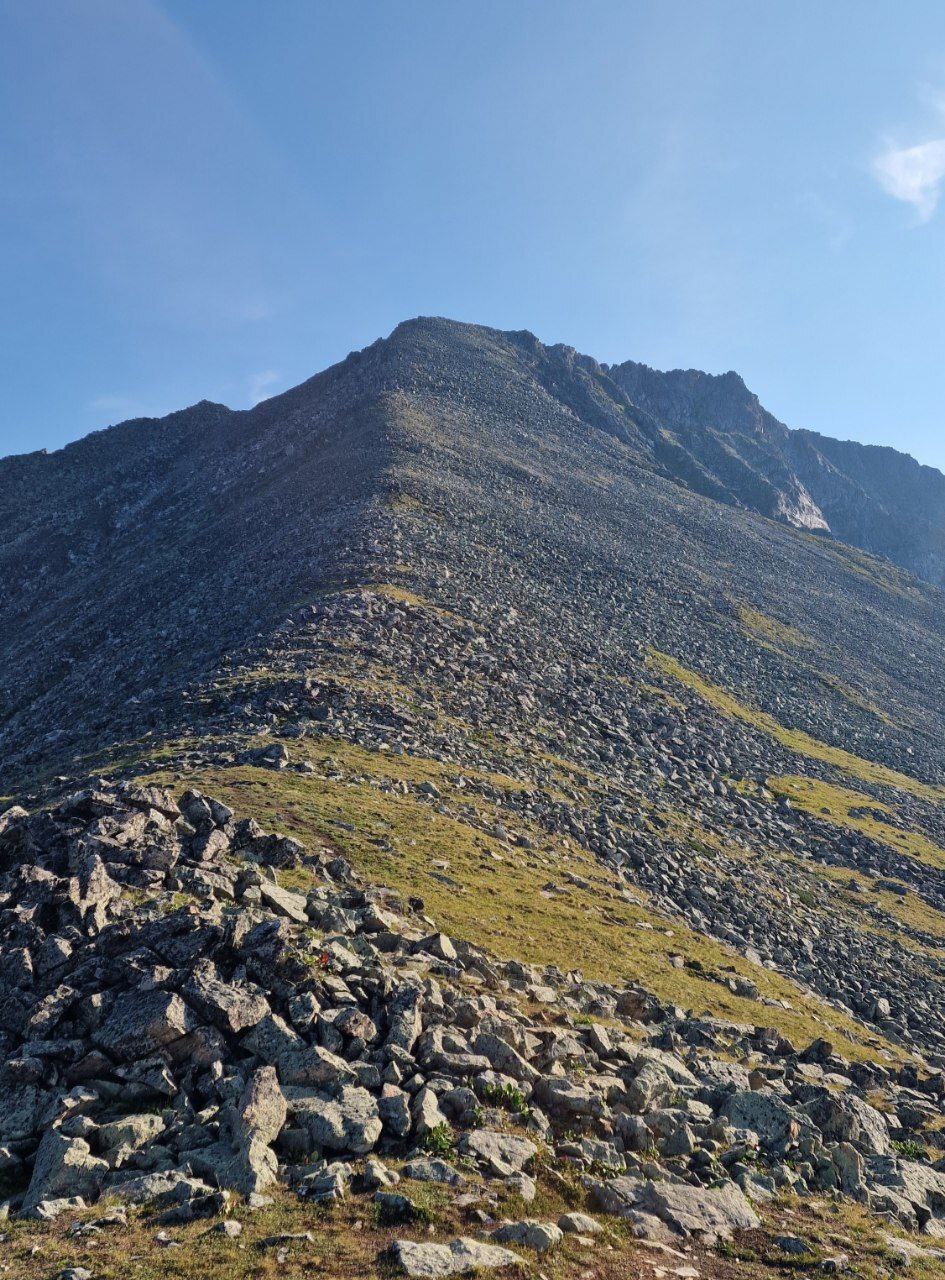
left=5, top=318, right=945, bottom=1274
left=610, top=357, right=945, bottom=583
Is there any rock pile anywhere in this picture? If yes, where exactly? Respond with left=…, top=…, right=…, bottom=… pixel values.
left=3, top=785, right=945, bottom=1264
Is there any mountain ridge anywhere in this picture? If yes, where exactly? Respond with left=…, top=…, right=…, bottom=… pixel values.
left=5, top=313, right=945, bottom=1051
left=7, top=315, right=945, bottom=1270
left=10, top=314, right=942, bottom=589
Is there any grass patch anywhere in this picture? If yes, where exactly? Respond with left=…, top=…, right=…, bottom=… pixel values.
left=815, top=539, right=925, bottom=602
left=649, top=650, right=942, bottom=802
left=795, top=857, right=945, bottom=946
left=771, top=775, right=945, bottom=872
left=737, top=603, right=814, bottom=651
left=138, top=739, right=904, bottom=1062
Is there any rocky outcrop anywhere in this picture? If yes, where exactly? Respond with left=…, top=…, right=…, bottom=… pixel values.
left=2, top=785, right=945, bottom=1249
left=609, top=356, right=945, bottom=584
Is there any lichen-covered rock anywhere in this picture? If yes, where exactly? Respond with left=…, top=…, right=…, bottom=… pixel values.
left=391, top=1237, right=523, bottom=1277
left=23, top=1131, right=108, bottom=1215
left=286, top=1084, right=382, bottom=1155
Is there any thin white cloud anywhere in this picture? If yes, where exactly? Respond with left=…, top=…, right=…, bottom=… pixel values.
left=249, top=370, right=281, bottom=405
left=872, top=137, right=945, bottom=223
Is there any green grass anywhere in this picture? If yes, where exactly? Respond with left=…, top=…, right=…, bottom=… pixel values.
left=815, top=538, right=926, bottom=602
left=737, top=603, right=814, bottom=651
left=3, top=1165, right=942, bottom=1280
left=649, top=649, right=943, bottom=802
left=138, top=737, right=906, bottom=1062
left=770, top=774, right=945, bottom=872
left=804, top=859, right=945, bottom=945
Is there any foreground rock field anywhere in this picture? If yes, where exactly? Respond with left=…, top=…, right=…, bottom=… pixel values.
left=2, top=785, right=945, bottom=1278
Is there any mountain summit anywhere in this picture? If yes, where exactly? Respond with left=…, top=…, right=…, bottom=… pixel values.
left=3, top=317, right=945, bottom=781
left=5, top=318, right=945, bottom=1268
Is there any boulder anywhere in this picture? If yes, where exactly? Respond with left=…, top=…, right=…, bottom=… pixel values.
left=93, top=989, right=194, bottom=1062
left=720, top=1091, right=817, bottom=1152
left=391, top=1237, right=523, bottom=1276
left=459, top=1130, right=537, bottom=1177
left=23, top=1131, right=108, bottom=1214
left=640, top=1179, right=760, bottom=1243
left=233, top=1065, right=286, bottom=1146
left=287, top=1084, right=382, bottom=1155
left=184, top=962, right=270, bottom=1035
left=490, top=1220, right=563, bottom=1251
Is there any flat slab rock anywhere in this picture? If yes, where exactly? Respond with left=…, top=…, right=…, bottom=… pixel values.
left=458, top=1130, right=536, bottom=1177
left=391, top=1237, right=523, bottom=1276
left=590, top=1174, right=759, bottom=1244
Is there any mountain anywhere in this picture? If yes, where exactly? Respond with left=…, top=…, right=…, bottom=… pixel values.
left=4, top=317, right=945, bottom=1270
left=609, top=356, right=945, bottom=584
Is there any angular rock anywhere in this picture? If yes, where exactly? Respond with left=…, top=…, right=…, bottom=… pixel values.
left=391, top=1237, right=523, bottom=1277
left=491, top=1220, right=563, bottom=1252
left=286, top=1084, right=382, bottom=1155
left=93, top=989, right=194, bottom=1062
left=459, top=1130, right=536, bottom=1177
left=23, top=1130, right=108, bottom=1214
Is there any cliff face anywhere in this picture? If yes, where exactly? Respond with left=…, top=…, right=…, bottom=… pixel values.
left=608, top=356, right=945, bottom=582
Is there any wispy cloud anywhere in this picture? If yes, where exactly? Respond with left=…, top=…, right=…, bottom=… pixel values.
left=872, top=137, right=945, bottom=222
left=249, top=370, right=281, bottom=405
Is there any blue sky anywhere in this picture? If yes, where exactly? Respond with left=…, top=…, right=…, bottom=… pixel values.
left=3, top=2, right=945, bottom=468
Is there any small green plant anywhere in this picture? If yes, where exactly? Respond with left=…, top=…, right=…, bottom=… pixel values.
left=480, top=1081, right=530, bottom=1117
left=893, top=1138, right=929, bottom=1160
left=420, top=1123, right=455, bottom=1157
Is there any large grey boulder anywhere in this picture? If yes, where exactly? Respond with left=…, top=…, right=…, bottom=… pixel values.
left=490, top=1220, right=563, bottom=1251
left=640, top=1179, right=760, bottom=1243
left=233, top=1065, right=286, bottom=1147
left=184, top=961, right=270, bottom=1035
left=212, top=1064, right=288, bottom=1195
left=93, top=989, right=194, bottom=1062
left=720, top=1090, right=817, bottom=1152
left=259, top=880, right=309, bottom=923
left=23, top=1130, right=108, bottom=1214
left=473, top=1032, right=538, bottom=1084
left=411, top=1085, right=450, bottom=1137
left=243, top=1014, right=355, bottom=1086
left=385, top=984, right=424, bottom=1054
left=215, top=1135, right=279, bottom=1196
left=803, top=1092, right=891, bottom=1156
left=108, top=1170, right=213, bottom=1204
left=97, top=1113, right=166, bottom=1164
left=458, top=1130, right=537, bottom=1177
left=624, top=1061, right=676, bottom=1113
left=589, top=1174, right=759, bottom=1244
left=391, top=1237, right=522, bottom=1276
left=534, top=1076, right=604, bottom=1119
left=286, top=1084, right=382, bottom=1154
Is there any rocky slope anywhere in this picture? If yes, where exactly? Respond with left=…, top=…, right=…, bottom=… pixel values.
left=609, top=357, right=945, bottom=584
left=4, top=317, right=945, bottom=1275
left=3, top=783, right=945, bottom=1278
